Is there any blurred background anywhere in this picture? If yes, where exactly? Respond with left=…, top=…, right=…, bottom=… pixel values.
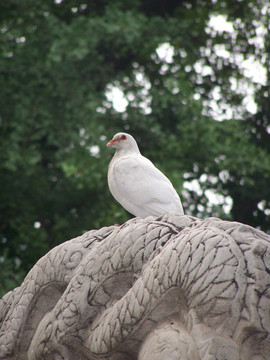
left=0, top=0, right=269, bottom=296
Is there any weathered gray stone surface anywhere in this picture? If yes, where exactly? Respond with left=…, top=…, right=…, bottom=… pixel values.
left=0, top=213, right=270, bottom=360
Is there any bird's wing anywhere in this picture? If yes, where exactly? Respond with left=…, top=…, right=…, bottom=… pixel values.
left=109, top=155, right=183, bottom=216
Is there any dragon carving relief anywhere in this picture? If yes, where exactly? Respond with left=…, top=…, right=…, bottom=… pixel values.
left=0, top=213, right=270, bottom=360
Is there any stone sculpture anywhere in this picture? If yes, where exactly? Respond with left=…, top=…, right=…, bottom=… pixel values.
left=0, top=212, right=270, bottom=360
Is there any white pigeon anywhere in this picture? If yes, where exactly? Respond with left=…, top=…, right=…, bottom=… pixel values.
left=107, top=132, right=184, bottom=218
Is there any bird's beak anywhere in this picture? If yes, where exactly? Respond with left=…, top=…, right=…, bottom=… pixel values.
left=107, top=139, right=118, bottom=147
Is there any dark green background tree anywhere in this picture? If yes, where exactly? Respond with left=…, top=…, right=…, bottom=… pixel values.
left=1, top=0, right=269, bottom=296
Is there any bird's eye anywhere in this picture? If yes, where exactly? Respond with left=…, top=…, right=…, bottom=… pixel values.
left=121, top=135, right=127, bottom=140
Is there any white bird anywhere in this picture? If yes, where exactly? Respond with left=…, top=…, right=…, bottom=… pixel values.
left=107, top=132, right=184, bottom=218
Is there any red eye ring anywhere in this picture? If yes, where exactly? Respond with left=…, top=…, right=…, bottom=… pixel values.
left=120, top=135, right=126, bottom=140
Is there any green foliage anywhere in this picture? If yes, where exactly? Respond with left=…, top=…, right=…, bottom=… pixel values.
left=0, top=250, right=25, bottom=298
left=0, top=0, right=269, bottom=296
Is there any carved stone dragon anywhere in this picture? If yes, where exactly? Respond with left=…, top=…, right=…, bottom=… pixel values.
left=1, top=213, right=270, bottom=359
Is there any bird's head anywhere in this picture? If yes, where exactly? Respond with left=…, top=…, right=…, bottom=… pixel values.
left=107, top=132, right=139, bottom=153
